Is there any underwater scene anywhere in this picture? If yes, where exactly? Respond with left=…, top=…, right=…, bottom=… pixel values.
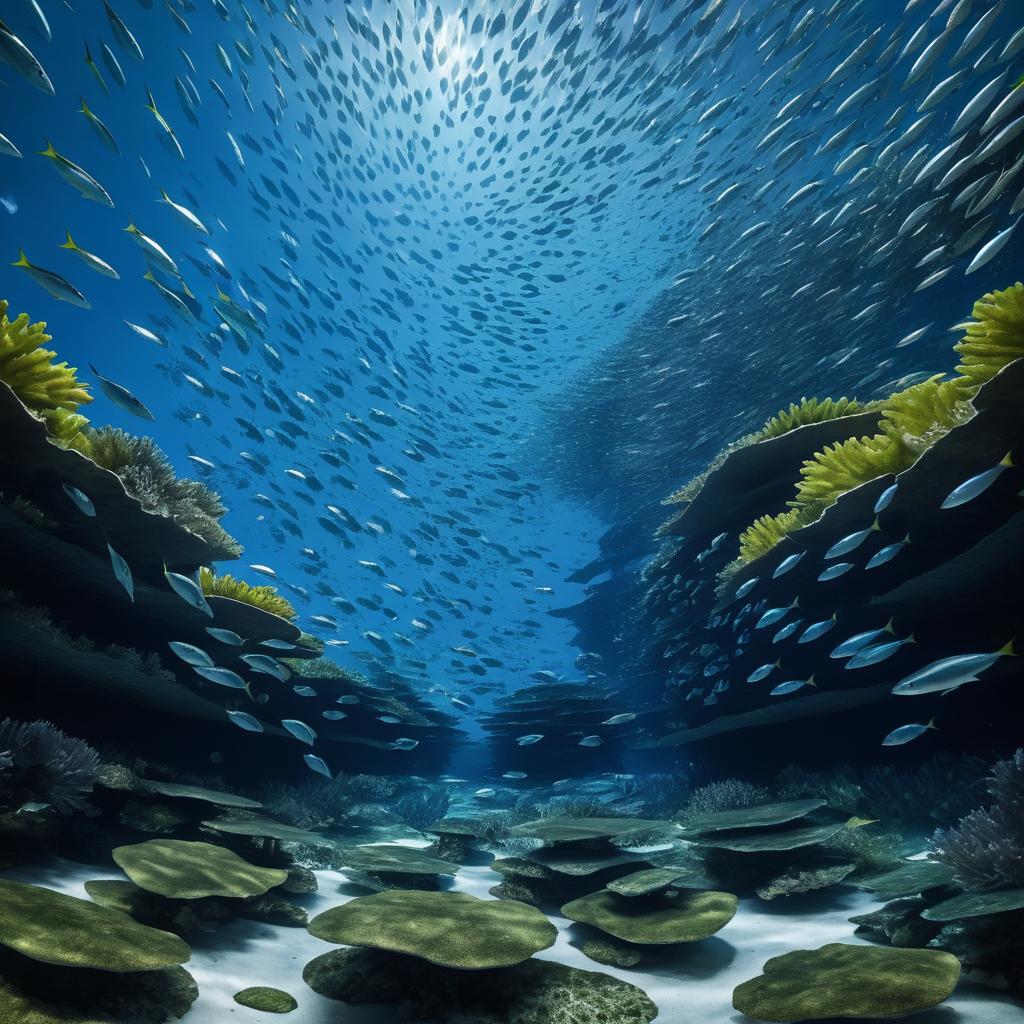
left=1, top=0, right=1024, bottom=1020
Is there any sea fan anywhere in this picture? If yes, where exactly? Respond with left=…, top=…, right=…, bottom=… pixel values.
left=931, top=749, right=1024, bottom=892
left=199, top=567, right=297, bottom=621
left=0, top=718, right=99, bottom=813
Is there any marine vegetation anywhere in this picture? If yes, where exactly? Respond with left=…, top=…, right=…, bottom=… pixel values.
left=85, top=427, right=242, bottom=559
left=931, top=749, right=1024, bottom=892
left=953, top=282, right=1024, bottom=387
left=0, top=718, right=99, bottom=813
left=752, top=396, right=862, bottom=443
left=675, top=779, right=770, bottom=827
left=261, top=772, right=397, bottom=830
left=0, top=299, right=91, bottom=434
left=199, top=567, right=296, bottom=620
left=393, top=784, right=451, bottom=831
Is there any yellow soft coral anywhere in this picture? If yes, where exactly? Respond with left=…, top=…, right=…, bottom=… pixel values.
left=199, top=567, right=297, bottom=622
left=0, top=299, right=92, bottom=413
left=753, top=396, right=861, bottom=442
left=738, top=509, right=809, bottom=564
left=953, top=282, right=1024, bottom=387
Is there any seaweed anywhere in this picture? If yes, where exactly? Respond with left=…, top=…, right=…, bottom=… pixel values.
left=753, top=396, right=861, bottom=442
left=953, top=282, right=1024, bottom=388
left=199, top=567, right=295, bottom=621
left=931, top=749, right=1024, bottom=892
left=393, top=785, right=451, bottom=831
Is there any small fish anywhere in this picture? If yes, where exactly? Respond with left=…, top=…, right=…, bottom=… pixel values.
left=755, top=598, right=799, bottom=629
left=322, top=710, right=347, bottom=720
left=167, top=641, right=214, bottom=667
left=260, top=639, right=297, bottom=650
left=336, top=695, right=360, bottom=705
left=516, top=733, right=544, bottom=745
left=91, top=365, right=154, bottom=420
left=579, top=735, right=603, bottom=747
left=882, top=719, right=936, bottom=747
left=502, top=771, right=528, bottom=779
left=17, top=801, right=51, bottom=814
left=846, top=634, right=915, bottom=669
left=965, top=218, right=1021, bottom=274
left=941, top=453, right=1014, bottom=507
left=107, top=543, right=133, bottom=600
left=865, top=536, right=909, bottom=569
left=194, top=665, right=250, bottom=694
left=39, top=142, right=114, bottom=206
left=799, top=615, right=837, bottom=644
left=240, top=653, right=290, bottom=681
left=474, top=787, right=496, bottom=798
left=770, top=675, right=815, bottom=696
left=124, top=222, right=178, bottom=276
left=892, top=642, right=1015, bottom=695
left=602, top=713, right=636, bottom=725
left=734, top=577, right=759, bottom=599
left=0, top=16, right=53, bottom=93
left=205, top=627, right=244, bottom=645
left=378, top=714, right=401, bottom=724
left=746, top=660, right=780, bottom=683
left=825, top=520, right=879, bottom=559
left=0, top=132, right=21, bottom=159
left=391, top=738, right=419, bottom=751
left=12, top=249, right=90, bottom=308
left=830, top=621, right=895, bottom=659
left=226, top=710, right=264, bottom=732
left=163, top=566, right=213, bottom=616
left=83, top=43, right=108, bottom=93
left=293, top=685, right=317, bottom=697
left=282, top=718, right=316, bottom=744
left=79, top=99, right=120, bottom=154
left=818, top=562, right=854, bottom=582
left=62, top=484, right=95, bottom=517
left=304, top=754, right=331, bottom=778
left=772, top=618, right=804, bottom=643
left=60, top=231, right=119, bottom=279
left=103, top=0, right=144, bottom=61
left=772, top=551, right=804, bottom=578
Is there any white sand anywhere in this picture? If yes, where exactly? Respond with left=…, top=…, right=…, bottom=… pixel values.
left=5, top=852, right=1020, bottom=1023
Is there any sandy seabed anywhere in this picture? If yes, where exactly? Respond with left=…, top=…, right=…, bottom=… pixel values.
left=6, top=849, right=1021, bottom=1024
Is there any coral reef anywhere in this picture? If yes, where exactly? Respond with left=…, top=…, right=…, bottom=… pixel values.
left=755, top=864, right=855, bottom=901
left=85, top=428, right=241, bottom=559
left=260, top=772, right=396, bottom=830
left=675, top=779, right=770, bottom=827
left=199, top=567, right=296, bottom=621
left=753, top=396, right=862, bottom=442
left=0, top=719, right=99, bottom=814
left=931, top=749, right=1024, bottom=892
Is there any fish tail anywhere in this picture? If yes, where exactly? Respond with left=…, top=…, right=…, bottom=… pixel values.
left=124, top=220, right=137, bottom=233
left=999, top=450, right=1014, bottom=468
left=871, top=516, right=880, bottom=530
left=11, top=248, right=30, bottom=268
left=884, top=617, right=895, bottom=635
left=926, top=718, right=937, bottom=730
left=907, top=633, right=916, bottom=644
left=143, top=269, right=155, bottom=282
left=903, top=533, right=911, bottom=544
left=806, top=674, right=816, bottom=686
left=60, top=231, right=76, bottom=250
left=996, top=639, right=1016, bottom=657
left=38, top=140, right=56, bottom=158
left=79, top=96, right=90, bottom=114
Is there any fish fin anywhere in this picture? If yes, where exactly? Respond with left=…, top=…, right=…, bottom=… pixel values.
left=143, top=269, right=155, bottom=282
left=884, top=617, right=895, bottom=635
left=791, top=597, right=800, bottom=609
left=999, top=451, right=1014, bottom=468
left=83, top=41, right=93, bottom=60
left=926, top=718, right=937, bottom=730
left=60, top=231, right=76, bottom=250
left=907, top=633, right=916, bottom=644
left=774, top=659, right=781, bottom=668
left=996, top=639, right=1016, bottom=657
left=11, top=249, right=30, bottom=268
left=871, top=516, right=880, bottom=530
left=124, top=220, right=138, bottom=234
left=89, top=363, right=101, bottom=377
left=940, top=684, right=965, bottom=697
left=79, top=97, right=90, bottom=114
left=38, top=140, right=57, bottom=158
left=903, top=533, right=911, bottom=544
left=806, top=674, right=816, bottom=687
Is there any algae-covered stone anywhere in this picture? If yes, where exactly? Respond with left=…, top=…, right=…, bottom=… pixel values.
left=508, top=817, right=678, bottom=845
left=755, top=864, right=855, bottom=901
left=692, top=821, right=846, bottom=853
left=140, top=780, right=262, bottom=809
left=732, top=943, right=961, bottom=1021
left=0, top=963, right=197, bottom=1024
left=491, top=857, right=559, bottom=881
left=561, top=889, right=737, bottom=944
left=302, top=946, right=658, bottom=1023
left=0, top=879, right=190, bottom=972
left=854, top=861, right=956, bottom=901
left=527, top=847, right=653, bottom=877
left=680, top=799, right=826, bottom=836
left=922, top=888, right=1024, bottom=922
left=233, top=986, right=298, bottom=1013
left=113, top=839, right=288, bottom=899
left=581, top=937, right=643, bottom=968
left=308, top=890, right=556, bottom=969
left=118, top=800, right=191, bottom=835
left=607, top=867, right=706, bottom=897
left=201, top=816, right=332, bottom=846
left=341, top=844, right=458, bottom=876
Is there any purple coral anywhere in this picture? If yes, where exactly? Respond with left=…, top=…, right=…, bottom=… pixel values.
left=0, top=719, right=99, bottom=813
left=931, top=749, right=1024, bottom=892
